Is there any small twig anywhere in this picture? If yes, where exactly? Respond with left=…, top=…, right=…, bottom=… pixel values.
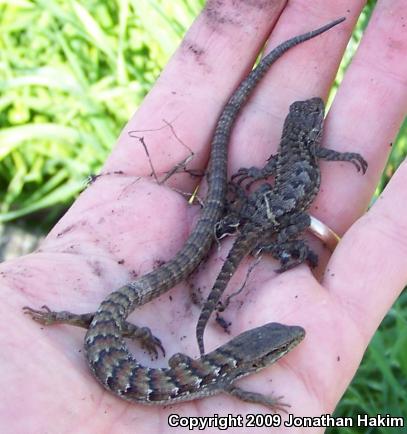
left=128, top=119, right=197, bottom=185
left=170, top=185, right=203, bottom=207
left=86, top=170, right=125, bottom=185
left=219, top=255, right=262, bottom=312
left=263, top=191, right=278, bottom=224
left=117, top=176, right=142, bottom=200
left=188, top=184, right=202, bottom=206
left=134, top=135, right=159, bottom=184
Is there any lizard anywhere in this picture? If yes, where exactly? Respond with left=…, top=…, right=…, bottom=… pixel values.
left=196, top=96, right=368, bottom=356
left=24, top=18, right=344, bottom=407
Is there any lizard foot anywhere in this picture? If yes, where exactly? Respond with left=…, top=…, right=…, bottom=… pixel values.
left=348, top=153, right=368, bottom=173
left=215, top=313, right=231, bottom=334
left=225, top=385, right=290, bottom=413
left=130, top=326, right=166, bottom=359
left=23, top=305, right=93, bottom=327
left=270, top=239, right=318, bottom=273
left=275, top=248, right=318, bottom=273
left=23, top=305, right=166, bottom=358
left=231, top=167, right=267, bottom=189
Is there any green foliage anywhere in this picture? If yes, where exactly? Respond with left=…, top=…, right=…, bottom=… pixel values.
left=375, top=119, right=407, bottom=198
left=0, top=0, right=203, bottom=226
left=331, top=291, right=407, bottom=433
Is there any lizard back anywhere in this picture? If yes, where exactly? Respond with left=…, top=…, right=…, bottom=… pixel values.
left=196, top=95, right=367, bottom=354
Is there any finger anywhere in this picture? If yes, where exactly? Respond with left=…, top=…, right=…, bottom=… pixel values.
left=43, top=2, right=288, bottom=258
left=228, top=0, right=366, bottom=171
left=43, top=2, right=289, bottom=263
left=324, top=159, right=407, bottom=341
left=314, top=0, right=407, bottom=233
left=104, top=0, right=288, bottom=186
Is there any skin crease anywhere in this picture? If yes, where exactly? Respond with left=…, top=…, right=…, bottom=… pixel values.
left=1, top=0, right=406, bottom=433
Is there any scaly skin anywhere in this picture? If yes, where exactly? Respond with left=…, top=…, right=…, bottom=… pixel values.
left=25, top=18, right=344, bottom=407
left=89, top=322, right=304, bottom=407
left=196, top=97, right=368, bottom=355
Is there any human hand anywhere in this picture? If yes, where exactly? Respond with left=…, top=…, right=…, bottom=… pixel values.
left=1, top=1, right=406, bottom=433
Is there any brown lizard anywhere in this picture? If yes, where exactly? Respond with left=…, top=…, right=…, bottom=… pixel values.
left=24, top=18, right=344, bottom=407
left=196, top=97, right=367, bottom=356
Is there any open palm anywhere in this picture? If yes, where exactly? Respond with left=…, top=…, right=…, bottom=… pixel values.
left=2, top=1, right=406, bottom=433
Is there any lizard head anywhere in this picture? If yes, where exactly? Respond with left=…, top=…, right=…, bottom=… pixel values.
left=284, top=97, right=325, bottom=147
left=218, top=322, right=305, bottom=378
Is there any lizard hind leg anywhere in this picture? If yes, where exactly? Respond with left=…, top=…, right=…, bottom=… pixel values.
left=22, top=305, right=165, bottom=357
left=224, top=385, right=290, bottom=413
left=255, top=211, right=318, bottom=271
left=215, top=181, right=249, bottom=240
left=259, top=239, right=318, bottom=272
left=22, top=305, right=94, bottom=328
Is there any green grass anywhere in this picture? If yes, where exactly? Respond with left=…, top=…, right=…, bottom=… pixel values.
left=0, top=0, right=203, bottom=227
left=331, top=290, right=407, bottom=433
left=1, top=1, right=406, bottom=429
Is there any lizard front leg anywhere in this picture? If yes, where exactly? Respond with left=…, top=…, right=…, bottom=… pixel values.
left=231, top=153, right=278, bottom=188
left=316, top=147, right=368, bottom=173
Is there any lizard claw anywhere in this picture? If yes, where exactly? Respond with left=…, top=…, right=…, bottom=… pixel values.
left=23, top=305, right=58, bottom=325
left=263, top=395, right=291, bottom=414
left=226, top=386, right=291, bottom=413
left=23, top=305, right=93, bottom=328
left=231, top=168, right=250, bottom=186
left=137, top=327, right=166, bottom=359
left=231, top=166, right=270, bottom=189
left=347, top=153, right=368, bottom=174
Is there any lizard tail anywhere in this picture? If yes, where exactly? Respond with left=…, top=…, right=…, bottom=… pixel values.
left=196, top=228, right=259, bottom=356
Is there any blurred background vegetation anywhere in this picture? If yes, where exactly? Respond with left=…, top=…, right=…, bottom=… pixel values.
left=0, top=0, right=405, bottom=430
